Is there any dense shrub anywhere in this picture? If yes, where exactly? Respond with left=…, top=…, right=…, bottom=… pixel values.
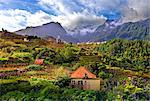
left=55, top=76, right=71, bottom=88
left=0, top=77, right=149, bottom=101
left=0, top=79, right=106, bottom=101
left=94, top=39, right=150, bottom=72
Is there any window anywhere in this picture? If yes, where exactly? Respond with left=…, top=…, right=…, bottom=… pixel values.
left=72, top=81, right=75, bottom=85
left=78, top=81, right=83, bottom=85
left=78, top=81, right=80, bottom=85
left=81, top=81, right=83, bottom=85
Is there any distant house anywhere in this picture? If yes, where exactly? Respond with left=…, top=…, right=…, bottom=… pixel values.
left=16, top=68, right=27, bottom=74
left=56, top=35, right=64, bottom=44
left=70, top=66, right=101, bottom=90
left=34, top=59, right=44, bottom=65
left=24, top=37, right=30, bottom=42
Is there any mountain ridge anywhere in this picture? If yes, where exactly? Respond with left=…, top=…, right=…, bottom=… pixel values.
left=79, top=18, right=150, bottom=42
left=15, top=22, right=78, bottom=43
left=15, top=18, right=150, bottom=43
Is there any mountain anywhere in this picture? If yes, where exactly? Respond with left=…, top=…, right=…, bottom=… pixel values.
left=67, top=25, right=100, bottom=43
left=15, top=22, right=78, bottom=43
left=71, top=18, right=150, bottom=42
left=90, top=18, right=150, bottom=42
left=15, top=18, right=150, bottom=43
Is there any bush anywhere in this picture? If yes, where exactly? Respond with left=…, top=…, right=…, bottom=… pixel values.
left=11, top=52, right=33, bottom=63
left=0, top=57, right=8, bottom=64
left=26, top=65, right=43, bottom=71
left=11, top=52, right=32, bottom=58
left=1, top=91, right=25, bottom=100
left=55, top=76, right=71, bottom=88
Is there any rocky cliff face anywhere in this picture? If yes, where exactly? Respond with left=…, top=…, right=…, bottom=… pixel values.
left=15, top=22, right=77, bottom=43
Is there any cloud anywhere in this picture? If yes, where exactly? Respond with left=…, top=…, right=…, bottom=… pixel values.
left=26, top=10, right=51, bottom=26
left=0, top=9, right=52, bottom=31
left=51, top=12, right=106, bottom=29
left=52, top=12, right=106, bottom=34
left=128, top=0, right=150, bottom=17
left=120, top=0, right=150, bottom=23
left=0, top=9, right=29, bottom=31
left=0, top=0, right=149, bottom=33
left=78, top=0, right=126, bottom=13
left=0, top=8, right=106, bottom=32
left=38, top=0, right=85, bottom=15
left=0, top=8, right=107, bottom=33
left=38, top=0, right=126, bottom=16
left=38, top=0, right=107, bottom=33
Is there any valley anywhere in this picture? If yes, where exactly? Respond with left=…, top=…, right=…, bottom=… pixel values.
left=0, top=30, right=149, bottom=100
left=0, top=0, right=150, bottom=100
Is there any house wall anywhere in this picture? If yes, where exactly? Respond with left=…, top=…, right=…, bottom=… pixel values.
left=70, top=79, right=100, bottom=91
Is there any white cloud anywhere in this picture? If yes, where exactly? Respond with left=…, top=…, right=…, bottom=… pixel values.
left=120, top=0, right=150, bottom=23
left=38, top=0, right=125, bottom=15
left=0, top=9, right=29, bottom=31
left=0, top=0, right=149, bottom=32
left=0, top=9, right=52, bottom=31
left=51, top=12, right=106, bottom=34
left=128, top=0, right=150, bottom=17
left=51, top=12, right=106, bottom=29
left=38, top=0, right=84, bottom=15
left=0, top=8, right=106, bottom=32
left=78, top=0, right=125, bottom=13
left=26, top=10, right=51, bottom=26
left=38, top=0, right=107, bottom=33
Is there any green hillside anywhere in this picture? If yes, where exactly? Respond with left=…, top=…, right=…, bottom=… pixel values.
left=0, top=32, right=150, bottom=101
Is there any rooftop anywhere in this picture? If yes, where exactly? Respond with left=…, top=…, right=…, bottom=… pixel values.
left=70, top=66, right=97, bottom=79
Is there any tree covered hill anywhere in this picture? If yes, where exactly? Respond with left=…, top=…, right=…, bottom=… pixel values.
left=0, top=34, right=150, bottom=100
left=0, top=31, right=25, bottom=39
left=0, top=31, right=65, bottom=64
left=0, top=31, right=149, bottom=72
left=94, top=39, right=150, bottom=72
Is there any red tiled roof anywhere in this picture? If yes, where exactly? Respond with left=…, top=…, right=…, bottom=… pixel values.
left=70, top=66, right=96, bottom=79
left=34, top=59, right=44, bottom=65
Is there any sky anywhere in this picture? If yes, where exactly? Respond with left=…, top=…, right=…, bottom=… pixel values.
left=0, top=0, right=149, bottom=32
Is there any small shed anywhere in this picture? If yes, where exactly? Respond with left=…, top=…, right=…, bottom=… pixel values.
left=70, top=66, right=101, bottom=90
left=34, top=59, right=44, bottom=65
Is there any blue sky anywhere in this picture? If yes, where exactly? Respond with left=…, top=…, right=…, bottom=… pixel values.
left=0, top=0, right=149, bottom=32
